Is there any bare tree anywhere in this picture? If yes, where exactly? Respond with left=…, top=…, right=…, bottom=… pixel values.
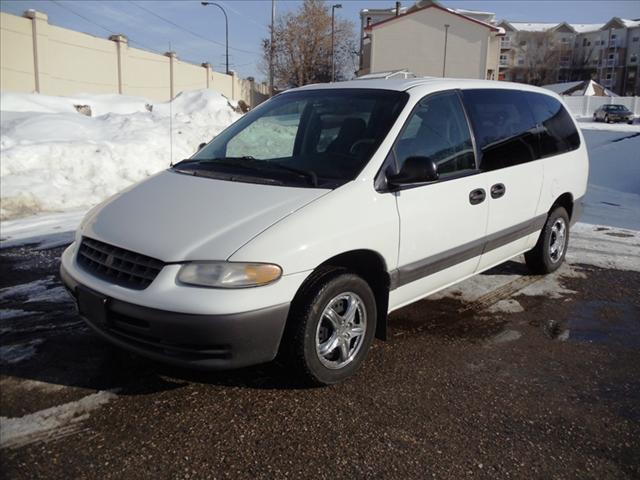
left=261, top=0, right=356, bottom=88
left=510, top=31, right=565, bottom=85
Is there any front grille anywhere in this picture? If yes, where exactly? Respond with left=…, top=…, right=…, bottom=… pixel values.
left=77, top=237, right=164, bottom=290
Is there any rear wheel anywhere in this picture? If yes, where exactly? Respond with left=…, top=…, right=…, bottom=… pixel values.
left=525, top=207, right=570, bottom=274
left=605, top=114, right=610, bottom=123
left=282, top=271, right=376, bottom=386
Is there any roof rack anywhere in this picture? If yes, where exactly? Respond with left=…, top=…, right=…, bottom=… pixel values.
left=357, top=69, right=417, bottom=80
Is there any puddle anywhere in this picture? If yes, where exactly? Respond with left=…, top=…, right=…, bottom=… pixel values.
left=565, top=299, right=640, bottom=349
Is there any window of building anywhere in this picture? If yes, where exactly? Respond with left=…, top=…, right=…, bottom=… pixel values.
left=633, top=36, right=640, bottom=42
left=611, top=33, right=617, bottom=40
left=606, top=73, right=613, bottom=80
left=394, top=91, right=476, bottom=178
left=517, top=57, right=525, bottom=66
left=519, top=40, right=527, bottom=46
left=582, top=38, right=588, bottom=46
left=631, top=55, right=638, bottom=64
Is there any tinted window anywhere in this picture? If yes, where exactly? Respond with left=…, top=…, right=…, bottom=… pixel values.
left=526, top=92, right=580, bottom=158
left=462, top=89, right=538, bottom=171
left=395, top=91, right=476, bottom=178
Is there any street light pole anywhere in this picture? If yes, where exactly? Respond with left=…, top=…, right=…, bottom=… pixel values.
left=270, top=0, right=275, bottom=96
left=331, top=4, right=342, bottom=82
left=201, top=2, right=229, bottom=75
left=442, top=24, right=450, bottom=77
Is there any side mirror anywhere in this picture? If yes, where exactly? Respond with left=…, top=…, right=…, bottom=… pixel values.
left=387, top=156, right=439, bottom=188
left=197, top=142, right=207, bottom=151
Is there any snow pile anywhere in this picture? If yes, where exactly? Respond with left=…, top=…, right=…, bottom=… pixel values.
left=1, top=90, right=241, bottom=220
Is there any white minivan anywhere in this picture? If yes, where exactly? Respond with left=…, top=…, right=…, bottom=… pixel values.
left=61, top=78, right=588, bottom=385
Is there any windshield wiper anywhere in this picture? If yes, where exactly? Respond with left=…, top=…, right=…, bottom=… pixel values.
left=197, top=157, right=318, bottom=187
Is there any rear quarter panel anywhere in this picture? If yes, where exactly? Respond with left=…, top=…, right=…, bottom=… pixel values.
left=535, top=97, right=589, bottom=222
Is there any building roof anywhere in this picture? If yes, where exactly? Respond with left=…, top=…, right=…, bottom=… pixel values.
left=619, top=18, right=640, bottom=28
left=570, top=23, right=603, bottom=33
left=507, top=22, right=561, bottom=32
left=364, top=3, right=502, bottom=33
left=542, top=80, right=617, bottom=97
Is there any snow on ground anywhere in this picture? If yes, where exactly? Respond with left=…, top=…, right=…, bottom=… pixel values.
left=0, top=90, right=240, bottom=220
left=577, top=119, right=640, bottom=230
left=0, top=389, right=118, bottom=449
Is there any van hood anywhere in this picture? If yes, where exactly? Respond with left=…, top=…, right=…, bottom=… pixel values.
left=81, top=170, right=330, bottom=262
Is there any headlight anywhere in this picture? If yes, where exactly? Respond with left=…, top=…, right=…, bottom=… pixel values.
left=177, top=261, right=282, bottom=288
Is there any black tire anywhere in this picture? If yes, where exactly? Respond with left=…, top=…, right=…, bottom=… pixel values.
left=605, top=115, right=610, bottom=123
left=281, top=270, right=377, bottom=386
left=525, top=206, right=570, bottom=274
left=593, top=113, right=598, bottom=122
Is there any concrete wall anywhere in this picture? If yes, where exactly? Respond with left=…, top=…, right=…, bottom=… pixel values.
left=0, top=10, right=268, bottom=106
left=368, top=7, right=500, bottom=79
left=0, top=11, right=36, bottom=92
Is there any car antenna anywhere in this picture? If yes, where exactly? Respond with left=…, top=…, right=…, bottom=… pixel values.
left=169, top=41, right=174, bottom=167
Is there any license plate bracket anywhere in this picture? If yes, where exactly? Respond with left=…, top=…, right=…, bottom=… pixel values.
left=77, top=286, right=109, bottom=327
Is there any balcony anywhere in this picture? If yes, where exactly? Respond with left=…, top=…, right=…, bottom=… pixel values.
left=499, top=58, right=509, bottom=66
left=500, top=40, right=512, bottom=49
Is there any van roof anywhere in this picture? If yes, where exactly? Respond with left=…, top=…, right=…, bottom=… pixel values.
left=289, top=77, right=557, bottom=96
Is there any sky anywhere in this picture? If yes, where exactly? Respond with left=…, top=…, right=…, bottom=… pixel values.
left=2, top=0, right=639, bottom=82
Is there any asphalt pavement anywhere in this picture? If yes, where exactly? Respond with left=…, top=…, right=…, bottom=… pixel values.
left=1, top=242, right=639, bottom=479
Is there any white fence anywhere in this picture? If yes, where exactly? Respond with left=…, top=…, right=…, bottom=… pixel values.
left=562, top=95, right=640, bottom=118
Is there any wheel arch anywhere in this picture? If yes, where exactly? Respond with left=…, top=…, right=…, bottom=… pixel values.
left=550, top=192, right=574, bottom=221
left=287, top=249, right=391, bottom=342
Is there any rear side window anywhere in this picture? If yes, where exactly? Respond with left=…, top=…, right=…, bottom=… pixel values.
left=462, top=89, right=538, bottom=171
left=462, top=89, right=580, bottom=171
left=525, top=92, right=580, bottom=158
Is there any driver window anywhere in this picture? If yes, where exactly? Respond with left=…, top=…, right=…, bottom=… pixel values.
left=395, top=91, right=476, bottom=178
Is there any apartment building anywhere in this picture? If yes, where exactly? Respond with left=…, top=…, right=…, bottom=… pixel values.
left=358, top=1, right=503, bottom=80
left=497, top=17, right=640, bottom=95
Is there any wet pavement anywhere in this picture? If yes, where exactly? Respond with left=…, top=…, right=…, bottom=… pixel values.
left=1, top=243, right=639, bottom=479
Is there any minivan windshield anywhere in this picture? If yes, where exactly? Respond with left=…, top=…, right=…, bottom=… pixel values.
left=175, top=89, right=409, bottom=188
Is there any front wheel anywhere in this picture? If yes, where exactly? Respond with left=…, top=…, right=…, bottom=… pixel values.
left=525, top=207, right=570, bottom=274
left=282, top=271, right=377, bottom=386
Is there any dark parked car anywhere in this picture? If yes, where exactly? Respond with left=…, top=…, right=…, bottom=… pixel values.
left=593, top=104, right=634, bottom=124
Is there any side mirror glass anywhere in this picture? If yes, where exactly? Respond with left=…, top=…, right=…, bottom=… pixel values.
left=387, top=156, right=439, bottom=188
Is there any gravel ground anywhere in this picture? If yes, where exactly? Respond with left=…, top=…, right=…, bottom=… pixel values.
left=1, top=244, right=639, bottom=479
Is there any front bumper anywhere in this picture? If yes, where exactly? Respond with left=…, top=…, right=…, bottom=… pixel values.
left=60, top=263, right=290, bottom=370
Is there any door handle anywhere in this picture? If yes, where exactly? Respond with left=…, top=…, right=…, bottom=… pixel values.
left=490, top=183, right=506, bottom=199
left=469, top=188, right=486, bottom=205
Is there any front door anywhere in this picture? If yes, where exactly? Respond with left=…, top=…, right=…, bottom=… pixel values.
left=389, top=91, right=489, bottom=311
